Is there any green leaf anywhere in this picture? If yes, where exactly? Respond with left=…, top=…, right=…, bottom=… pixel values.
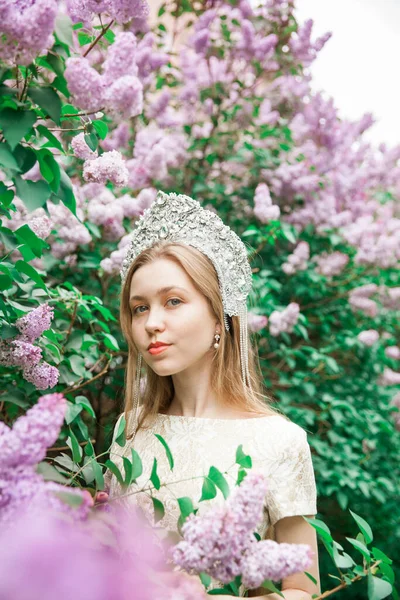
left=367, top=573, right=392, bottom=600
left=236, top=468, right=247, bottom=486
left=28, top=86, right=62, bottom=125
left=235, top=444, right=252, bottom=468
left=177, top=496, right=195, bottom=519
left=105, top=459, right=124, bottom=485
left=84, top=132, right=98, bottom=152
left=76, top=395, right=96, bottom=418
left=92, top=120, right=108, bottom=140
left=131, top=448, right=143, bottom=480
left=346, top=537, right=371, bottom=562
left=122, top=456, right=133, bottom=486
left=208, top=466, right=230, bottom=499
left=262, top=580, right=285, bottom=597
left=113, top=415, right=126, bottom=447
left=103, top=332, right=119, bottom=351
left=304, top=517, right=333, bottom=543
left=350, top=510, right=373, bottom=544
left=0, top=109, right=36, bottom=149
left=67, top=428, right=83, bottom=463
left=0, top=272, right=13, bottom=290
left=371, top=547, right=392, bottom=565
left=36, top=462, right=69, bottom=484
left=15, top=260, right=48, bottom=291
left=57, top=168, right=77, bottom=215
left=12, top=144, right=36, bottom=174
left=35, top=148, right=61, bottom=192
left=154, top=433, right=174, bottom=470
left=14, top=175, right=51, bottom=211
left=0, top=143, right=20, bottom=170
left=36, top=124, right=64, bottom=152
left=14, top=223, right=48, bottom=258
left=304, top=572, right=317, bottom=585
left=152, top=497, right=165, bottom=523
left=55, top=13, right=73, bottom=47
left=150, top=457, right=161, bottom=490
left=200, top=476, right=217, bottom=502
left=68, top=354, right=87, bottom=377
left=65, top=402, right=83, bottom=424
left=52, top=490, right=85, bottom=508
left=199, top=572, right=211, bottom=588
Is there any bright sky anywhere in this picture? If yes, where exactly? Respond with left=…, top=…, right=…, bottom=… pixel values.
left=294, top=0, right=400, bottom=147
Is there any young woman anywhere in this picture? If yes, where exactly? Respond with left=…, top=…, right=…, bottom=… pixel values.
left=104, top=191, right=320, bottom=599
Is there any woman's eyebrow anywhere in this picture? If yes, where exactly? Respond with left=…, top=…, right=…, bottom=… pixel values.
left=129, top=286, right=188, bottom=302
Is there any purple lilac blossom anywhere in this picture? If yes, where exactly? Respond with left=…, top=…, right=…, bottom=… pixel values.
left=173, top=473, right=312, bottom=588
left=357, top=330, right=380, bottom=347
left=385, top=346, right=400, bottom=360
left=314, top=252, right=349, bottom=277
left=23, top=362, right=59, bottom=390
left=16, top=303, right=54, bottom=342
left=253, top=183, right=280, bottom=223
left=282, top=242, right=310, bottom=275
left=0, top=340, right=42, bottom=369
left=241, top=540, right=314, bottom=588
left=83, top=150, right=129, bottom=187
left=66, top=0, right=150, bottom=24
left=379, top=368, right=400, bottom=386
left=71, top=133, right=98, bottom=160
left=269, top=303, right=301, bottom=337
left=247, top=313, right=268, bottom=333
left=0, top=0, right=57, bottom=65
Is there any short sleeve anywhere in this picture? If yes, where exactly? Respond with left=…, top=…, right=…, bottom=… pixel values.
left=265, top=426, right=317, bottom=526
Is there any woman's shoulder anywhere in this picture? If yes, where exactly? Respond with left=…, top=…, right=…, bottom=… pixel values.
left=248, top=413, right=309, bottom=449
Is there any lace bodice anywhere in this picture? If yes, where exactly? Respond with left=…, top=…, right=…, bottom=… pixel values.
left=106, top=410, right=317, bottom=539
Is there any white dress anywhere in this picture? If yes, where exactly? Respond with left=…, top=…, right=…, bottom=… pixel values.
left=106, top=410, right=317, bottom=594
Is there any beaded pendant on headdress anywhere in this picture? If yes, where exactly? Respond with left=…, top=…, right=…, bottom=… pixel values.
left=120, top=190, right=253, bottom=332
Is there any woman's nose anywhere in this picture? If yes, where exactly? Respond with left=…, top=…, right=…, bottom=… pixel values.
left=144, top=309, right=166, bottom=333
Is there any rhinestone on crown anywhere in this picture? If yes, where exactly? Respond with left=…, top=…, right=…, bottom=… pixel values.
left=120, top=190, right=253, bottom=328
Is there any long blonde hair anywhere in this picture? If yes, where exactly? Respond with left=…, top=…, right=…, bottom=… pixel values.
left=120, top=241, right=284, bottom=438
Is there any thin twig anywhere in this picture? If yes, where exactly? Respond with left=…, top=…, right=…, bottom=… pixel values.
left=62, top=108, right=105, bottom=118
left=313, top=560, right=381, bottom=600
left=83, top=20, right=114, bottom=57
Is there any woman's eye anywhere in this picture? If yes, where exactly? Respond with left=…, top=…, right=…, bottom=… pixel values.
left=132, top=298, right=182, bottom=315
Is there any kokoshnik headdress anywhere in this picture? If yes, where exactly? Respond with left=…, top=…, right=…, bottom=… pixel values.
left=120, top=190, right=254, bottom=423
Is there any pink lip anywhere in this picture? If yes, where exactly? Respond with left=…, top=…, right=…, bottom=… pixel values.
left=148, top=345, right=170, bottom=355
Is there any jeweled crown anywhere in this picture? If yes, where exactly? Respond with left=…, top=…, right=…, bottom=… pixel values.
left=120, top=190, right=252, bottom=330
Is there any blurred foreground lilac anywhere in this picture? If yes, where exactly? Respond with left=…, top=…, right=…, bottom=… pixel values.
left=0, top=508, right=195, bottom=600
left=0, top=393, right=91, bottom=525
left=172, top=472, right=313, bottom=589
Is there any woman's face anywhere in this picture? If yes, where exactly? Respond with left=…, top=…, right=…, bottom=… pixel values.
left=129, top=258, right=221, bottom=377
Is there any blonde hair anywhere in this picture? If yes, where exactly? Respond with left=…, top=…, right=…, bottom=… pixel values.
left=120, top=241, right=284, bottom=438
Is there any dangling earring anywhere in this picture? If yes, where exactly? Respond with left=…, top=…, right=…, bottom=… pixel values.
left=213, top=332, right=221, bottom=349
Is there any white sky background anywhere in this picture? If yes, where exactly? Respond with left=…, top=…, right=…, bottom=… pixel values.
left=293, top=0, right=400, bottom=147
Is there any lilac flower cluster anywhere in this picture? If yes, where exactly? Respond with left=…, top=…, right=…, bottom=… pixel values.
left=349, top=285, right=379, bottom=319
left=0, top=0, right=57, bottom=65
left=126, top=124, right=188, bottom=190
left=253, top=183, right=280, bottom=224
left=83, top=150, right=129, bottom=187
left=241, top=539, right=314, bottom=589
left=65, top=30, right=166, bottom=118
left=71, top=133, right=98, bottom=160
left=5, top=197, right=52, bottom=242
left=289, top=19, right=332, bottom=68
left=314, top=251, right=349, bottom=277
left=247, top=312, right=268, bottom=333
left=379, top=368, right=400, bottom=386
left=66, top=0, right=150, bottom=26
left=282, top=242, right=310, bottom=275
left=269, top=303, right=301, bottom=337
left=357, top=330, right=379, bottom=347
left=0, top=507, right=203, bottom=600
left=0, top=393, right=92, bottom=526
left=385, top=346, right=400, bottom=360
left=172, top=473, right=312, bottom=589
left=0, top=304, right=59, bottom=390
